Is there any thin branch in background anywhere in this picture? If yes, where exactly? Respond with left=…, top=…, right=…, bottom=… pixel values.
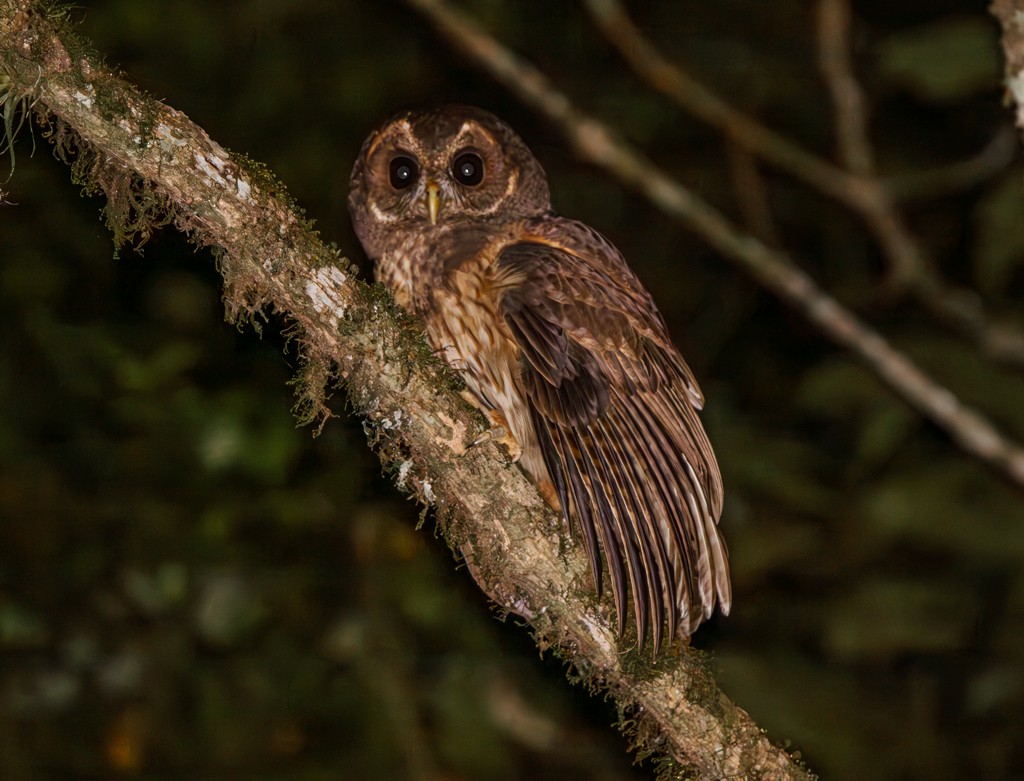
left=725, top=139, right=781, bottom=247
left=814, top=0, right=1024, bottom=368
left=404, top=0, right=1024, bottom=489
left=347, top=519, right=443, bottom=781
left=582, top=0, right=1024, bottom=369
left=886, top=124, right=1017, bottom=201
left=817, top=0, right=875, bottom=175
left=583, top=0, right=863, bottom=206
left=814, top=0, right=927, bottom=289
left=359, top=628, right=441, bottom=781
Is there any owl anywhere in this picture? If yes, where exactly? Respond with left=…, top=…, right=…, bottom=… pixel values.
left=348, top=105, right=730, bottom=650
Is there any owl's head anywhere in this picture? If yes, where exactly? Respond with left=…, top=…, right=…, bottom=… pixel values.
left=348, top=106, right=551, bottom=258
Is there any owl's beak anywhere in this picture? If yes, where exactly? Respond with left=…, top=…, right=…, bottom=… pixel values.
left=425, top=180, right=441, bottom=225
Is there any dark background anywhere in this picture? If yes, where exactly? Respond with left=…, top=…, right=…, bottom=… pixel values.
left=2, top=1, right=1023, bottom=779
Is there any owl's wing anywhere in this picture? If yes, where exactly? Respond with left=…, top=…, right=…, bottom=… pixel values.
left=495, top=224, right=730, bottom=650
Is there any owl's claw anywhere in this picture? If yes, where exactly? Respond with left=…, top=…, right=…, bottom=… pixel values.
left=472, top=423, right=508, bottom=447
left=470, top=413, right=523, bottom=463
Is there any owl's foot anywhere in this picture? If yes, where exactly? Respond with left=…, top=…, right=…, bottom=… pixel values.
left=535, top=477, right=560, bottom=512
left=471, top=410, right=523, bottom=463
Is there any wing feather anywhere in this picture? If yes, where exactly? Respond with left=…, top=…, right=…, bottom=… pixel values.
left=497, top=221, right=729, bottom=649
left=593, top=408, right=675, bottom=647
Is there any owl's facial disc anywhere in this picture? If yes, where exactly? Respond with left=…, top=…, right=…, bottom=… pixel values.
left=378, top=142, right=492, bottom=226
left=369, top=116, right=510, bottom=226
left=349, top=107, right=553, bottom=258
left=425, top=147, right=486, bottom=224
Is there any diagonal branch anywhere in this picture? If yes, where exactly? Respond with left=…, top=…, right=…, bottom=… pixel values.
left=583, top=0, right=1024, bottom=369
left=405, top=0, right=1024, bottom=489
left=0, top=2, right=814, bottom=779
left=886, top=126, right=1016, bottom=201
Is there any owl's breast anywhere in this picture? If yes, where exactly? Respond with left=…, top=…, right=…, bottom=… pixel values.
left=373, top=229, right=434, bottom=313
left=427, top=247, right=521, bottom=410
left=375, top=221, right=539, bottom=472
left=427, top=229, right=546, bottom=476
left=375, top=220, right=507, bottom=316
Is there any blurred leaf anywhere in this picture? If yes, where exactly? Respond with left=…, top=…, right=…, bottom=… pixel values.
left=715, top=650, right=949, bottom=781
left=823, top=577, right=975, bottom=659
left=0, top=601, right=48, bottom=648
left=0, top=248, right=67, bottom=302
left=727, top=513, right=825, bottom=584
left=861, top=461, right=1024, bottom=562
left=854, top=403, right=916, bottom=468
left=965, top=664, right=1024, bottom=717
left=180, top=387, right=303, bottom=483
left=973, top=171, right=1024, bottom=296
left=796, top=358, right=917, bottom=469
left=798, top=358, right=888, bottom=417
left=875, top=16, right=1001, bottom=102
left=122, top=562, right=189, bottom=616
left=113, top=340, right=201, bottom=393
left=193, top=570, right=266, bottom=646
left=796, top=359, right=875, bottom=414
left=715, top=413, right=836, bottom=514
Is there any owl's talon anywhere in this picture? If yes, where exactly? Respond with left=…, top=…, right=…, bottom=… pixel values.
left=471, top=422, right=522, bottom=463
left=472, top=424, right=507, bottom=448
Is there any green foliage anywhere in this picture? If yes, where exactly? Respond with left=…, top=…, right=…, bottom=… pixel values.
left=875, top=16, right=1002, bottom=102
left=974, top=172, right=1024, bottom=295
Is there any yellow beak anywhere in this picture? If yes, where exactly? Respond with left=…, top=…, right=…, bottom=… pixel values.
left=426, top=180, right=441, bottom=225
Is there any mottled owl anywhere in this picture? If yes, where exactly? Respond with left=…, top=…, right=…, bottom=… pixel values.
left=348, top=105, right=730, bottom=650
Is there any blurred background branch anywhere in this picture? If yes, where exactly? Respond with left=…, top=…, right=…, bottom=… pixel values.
left=586, top=0, right=1024, bottom=369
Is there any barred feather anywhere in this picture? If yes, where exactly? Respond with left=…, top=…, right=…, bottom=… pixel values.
left=496, top=222, right=730, bottom=650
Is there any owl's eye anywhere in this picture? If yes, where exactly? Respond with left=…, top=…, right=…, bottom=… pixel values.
left=452, top=152, right=484, bottom=186
left=389, top=156, right=419, bottom=189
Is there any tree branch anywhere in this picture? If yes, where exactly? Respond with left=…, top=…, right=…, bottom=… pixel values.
left=817, top=0, right=876, bottom=175
left=405, top=0, right=1024, bottom=490
left=0, top=2, right=814, bottom=779
left=583, top=0, right=1024, bottom=370
left=992, top=0, right=1024, bottom=137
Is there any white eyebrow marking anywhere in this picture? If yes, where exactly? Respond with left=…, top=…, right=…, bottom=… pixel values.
left=476, top=167, right=518, bottom=215
left=368, top=118, right=417, bottom=160
left=370, top=200, right=400, bottom=223
left=452, top=119, right=499, bottom=150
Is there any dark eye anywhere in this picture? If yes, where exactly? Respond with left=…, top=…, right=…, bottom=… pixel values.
left=452, top=152, right=484, bottom=186
left=389, top=155, right=419, bottom=189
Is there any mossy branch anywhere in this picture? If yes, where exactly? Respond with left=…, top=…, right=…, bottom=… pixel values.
left=0, top=3, right=814, bottom=779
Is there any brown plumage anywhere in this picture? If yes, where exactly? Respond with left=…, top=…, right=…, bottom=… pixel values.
left=348, top=105, right=730, bottom=649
